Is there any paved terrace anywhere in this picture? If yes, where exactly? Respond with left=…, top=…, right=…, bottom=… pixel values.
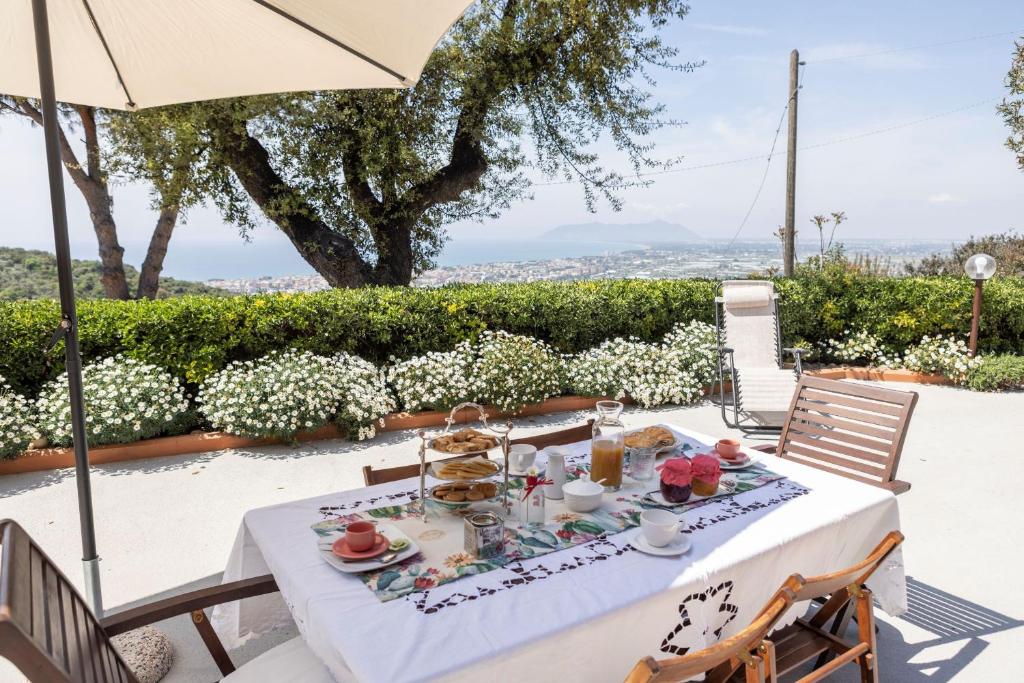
left=1, top=382, right=1021, bottom=682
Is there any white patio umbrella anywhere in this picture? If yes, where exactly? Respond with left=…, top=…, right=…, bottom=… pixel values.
left=1, top=0, right=474, bottom=614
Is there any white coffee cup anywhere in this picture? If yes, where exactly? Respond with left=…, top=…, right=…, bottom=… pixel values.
left=640, top=509, right=682, bottom=548
left=508, top=444, right=537, bottom=473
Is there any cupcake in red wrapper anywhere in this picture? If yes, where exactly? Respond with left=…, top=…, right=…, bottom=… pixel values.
left=656, top=457, right=692, bottom=504
left=690, top=454, right=722, bottom=497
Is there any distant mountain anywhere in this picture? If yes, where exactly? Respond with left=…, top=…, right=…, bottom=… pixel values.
left=0, top=247, right=228, bottom=300
left=541, top=219, right=701, bottom=243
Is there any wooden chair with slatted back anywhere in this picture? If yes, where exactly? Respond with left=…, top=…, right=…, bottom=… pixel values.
left=624, top=580, right=800, bottom=683
left=759, top=376, right=917, bottom=494
left=0, top=519, right=284, bottom=682
left=0, top=520, right=136, bottom=683
left=770, top=530, right=904, bottom=682
left=362, top=421, right=595, bottom=486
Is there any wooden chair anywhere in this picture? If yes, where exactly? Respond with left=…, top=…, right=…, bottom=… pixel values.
left=752, top=375, right=917, bottom=494
left=770, top=530, right=904, bottom=682
left=0, top=519, right=332, bottom=682
left=625, top=581, right=799, bottom=683
left=362, top=421, right=594, bottom=486
left=510, top=419, right=594, bottom=450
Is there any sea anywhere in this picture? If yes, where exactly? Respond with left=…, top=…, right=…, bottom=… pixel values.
left=138, top=237, right=651, bottom=281
left=97, top=236, right=949, bottom=282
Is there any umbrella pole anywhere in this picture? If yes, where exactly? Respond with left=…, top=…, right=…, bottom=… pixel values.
left=31, top=0, right=103, bottom=616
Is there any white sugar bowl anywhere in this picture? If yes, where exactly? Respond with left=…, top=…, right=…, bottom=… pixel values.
left=563, top=477, right=604, bottom=513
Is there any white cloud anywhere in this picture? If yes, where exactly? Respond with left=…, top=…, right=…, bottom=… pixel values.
left=928, top=193, right=963, bottom=204
left=690, top=23, right=767, bottom=37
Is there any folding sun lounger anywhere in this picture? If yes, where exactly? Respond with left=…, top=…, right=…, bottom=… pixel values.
left=715, top=280, right=804, bottom=432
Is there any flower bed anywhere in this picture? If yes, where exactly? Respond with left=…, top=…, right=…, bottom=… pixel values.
left=0, top=367, right=951, bottom=477
left=0, top=316, right=991, bottom=474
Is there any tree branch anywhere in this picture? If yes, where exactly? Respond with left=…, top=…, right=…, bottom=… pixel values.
left=401, top=0, right=583, bottom=217
left=209, top=109, right=374, bottom=287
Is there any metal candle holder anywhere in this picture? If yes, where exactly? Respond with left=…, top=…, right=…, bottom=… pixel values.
left=417, top=402, right=514, bottom=522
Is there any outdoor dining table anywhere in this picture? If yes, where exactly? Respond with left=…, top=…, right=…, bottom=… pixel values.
left=211, top=424, right=906, bottom=682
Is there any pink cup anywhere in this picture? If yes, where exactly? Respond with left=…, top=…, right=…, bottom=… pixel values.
left=345, top=521, right=376, bottom=552
left=716, top=439, right=742, bottom=460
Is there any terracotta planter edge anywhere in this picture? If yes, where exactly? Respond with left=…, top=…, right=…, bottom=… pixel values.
left=0, top=369, right=946, bottom=476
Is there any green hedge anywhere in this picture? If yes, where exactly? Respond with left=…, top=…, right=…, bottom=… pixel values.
left=2, top=275, right=1022, bottom=395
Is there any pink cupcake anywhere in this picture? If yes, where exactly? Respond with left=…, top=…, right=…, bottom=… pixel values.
left=690, top=454, right=722, bottom=497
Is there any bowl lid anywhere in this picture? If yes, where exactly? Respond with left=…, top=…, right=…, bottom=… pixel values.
left=564, top=478, right=603, bottom=495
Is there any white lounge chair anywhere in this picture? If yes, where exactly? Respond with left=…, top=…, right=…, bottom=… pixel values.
left=715, top=280, right=804, bottom=432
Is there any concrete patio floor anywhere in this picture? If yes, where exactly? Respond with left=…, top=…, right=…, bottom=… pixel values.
left=1, top=382, right=1021, bottom=682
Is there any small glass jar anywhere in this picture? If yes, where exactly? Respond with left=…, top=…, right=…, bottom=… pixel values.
left=519, top=486, right=546, bottom=528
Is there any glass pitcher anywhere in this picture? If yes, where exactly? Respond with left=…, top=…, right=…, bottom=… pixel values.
left=590, top=400, right=625, bottom=491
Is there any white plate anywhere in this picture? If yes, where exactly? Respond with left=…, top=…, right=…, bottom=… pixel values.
left=717, top=454, right=760, bottom=471
left=316, top=524, right=419, bottom=573
left=428, top=457, right=503, bottom=481
left=629, top=528, right=692, bottom=556
left=427, top=436, right=502, bottom=458
left=624, top=427, right=682, bottom=455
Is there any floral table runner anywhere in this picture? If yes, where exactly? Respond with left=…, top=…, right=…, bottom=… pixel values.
left=311, top=449, right=785, bottom=602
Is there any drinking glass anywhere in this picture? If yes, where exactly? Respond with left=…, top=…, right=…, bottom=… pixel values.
left=590, top=400, right=625, bottom=491
left=628, top=446, right=656, bottom=482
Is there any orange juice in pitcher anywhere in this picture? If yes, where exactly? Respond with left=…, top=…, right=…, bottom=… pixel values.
left=591, top=401, right=625, bottom=491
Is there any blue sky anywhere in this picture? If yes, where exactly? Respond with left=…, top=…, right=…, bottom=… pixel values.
left=0, top=0, right=1022, bottom=275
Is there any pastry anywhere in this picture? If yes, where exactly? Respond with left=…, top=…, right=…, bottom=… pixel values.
left=625, top=426, right=675, bottom=449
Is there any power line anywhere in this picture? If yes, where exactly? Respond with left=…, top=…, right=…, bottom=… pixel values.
left=532, top=94, right=998, bottom=188
left=807, top=29, right=1023, bottom=64
left=798, top=96, right=1001, bottom=150
left=724, top=62, right=803, bottom=248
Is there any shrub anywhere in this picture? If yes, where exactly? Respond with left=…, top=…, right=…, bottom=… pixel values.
left=819, top=329, right=899, bottom=367
left=966, top=355, right=1024, bottom=391
left=470, top=331, right=562, bottom=412
left=388, top=346, right=475, bottom=413
left=662, top=320, right=719, bottom=387
left=2, top=276, right=1023, bottom=398
left=35, top=356, right=191, bottom=447
left=198, top=350, right=394, bottom=441
left=899, top=335, right=981, bottom=385
left=0, top=376, right=38, bottom=459
left=565, top=321, right=716, bottom=408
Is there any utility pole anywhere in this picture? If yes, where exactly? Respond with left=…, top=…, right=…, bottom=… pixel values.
left=783, top=49, right=800, bottom=277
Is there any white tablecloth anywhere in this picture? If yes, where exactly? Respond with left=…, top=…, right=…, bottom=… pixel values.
left=212, top=425, right=905, bottom=682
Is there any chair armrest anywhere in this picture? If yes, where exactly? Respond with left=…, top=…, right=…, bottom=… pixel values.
left=883, top=480, right=911, bottom=495
left=751, top=443, right=778, bottom=454
left=782, top=348, right=806, bottom=374
left=101, top=574, right=278, bottom=636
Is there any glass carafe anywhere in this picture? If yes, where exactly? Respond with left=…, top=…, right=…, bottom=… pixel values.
left=590, top=400, right=625, bottom=491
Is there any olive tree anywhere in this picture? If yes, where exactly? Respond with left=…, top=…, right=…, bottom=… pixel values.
left=0, top=100, right=211, bottom=299
left=999, top=38, right=1024, bottom=172
left=193, top=0, right=698, bottom=287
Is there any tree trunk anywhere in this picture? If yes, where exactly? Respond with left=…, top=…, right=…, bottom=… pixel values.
left=137, top=204, right=179, bottom=299
left=72, top=106, right=131, bottom=300
left=8, top=101, right=131, bottom=298
left=76, top=181, right=130, bottom=299
left=210, top=114, right=375, bottom=287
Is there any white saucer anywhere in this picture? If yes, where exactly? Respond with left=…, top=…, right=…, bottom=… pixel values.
left=629, top=528, right=692, bottom=556
left=718, top=455, right=760, bottom=471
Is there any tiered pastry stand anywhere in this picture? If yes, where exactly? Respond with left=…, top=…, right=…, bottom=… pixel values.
left=416, top=402, right=513, bottom=522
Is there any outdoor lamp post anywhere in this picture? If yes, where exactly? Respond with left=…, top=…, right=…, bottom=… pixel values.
left=964, top=253, right=997, bottom=356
